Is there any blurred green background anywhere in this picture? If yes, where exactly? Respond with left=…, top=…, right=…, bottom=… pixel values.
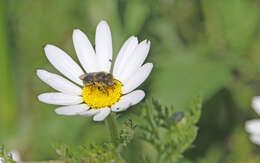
left=1, top=0, right=260, bottom=162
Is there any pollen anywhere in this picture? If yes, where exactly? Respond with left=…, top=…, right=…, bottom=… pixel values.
left=82, top=80, right=122, bottom=109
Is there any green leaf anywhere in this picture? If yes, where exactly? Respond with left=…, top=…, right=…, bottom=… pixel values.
left=139, top=98, right=202, bottom=163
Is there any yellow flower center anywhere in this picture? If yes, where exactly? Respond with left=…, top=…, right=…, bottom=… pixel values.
left=82, top=80, right=122, bottom=109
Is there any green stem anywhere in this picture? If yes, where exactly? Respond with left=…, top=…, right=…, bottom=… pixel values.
left=105, top=113, right=119, bottom=146
left=0, top=0, right=17, bottom=137
left=105, top=113, right=126, bottom=163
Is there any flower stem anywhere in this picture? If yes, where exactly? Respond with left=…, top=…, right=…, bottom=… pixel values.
left=105, top=113, right=126, bottom=162
left=105, top=112, right=119, bottom=146
left=0, top=0, right=17, bottom=136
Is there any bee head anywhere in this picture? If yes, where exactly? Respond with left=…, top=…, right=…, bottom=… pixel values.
left=80, top=74, right=94, bottom=86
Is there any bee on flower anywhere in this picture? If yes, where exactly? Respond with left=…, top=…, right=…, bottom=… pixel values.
left=37, top=20, right=153, bottom=121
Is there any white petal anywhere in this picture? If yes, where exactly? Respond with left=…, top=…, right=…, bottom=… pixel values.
left=9, top=150, right=21, bottom=162
left=79, top=108, right=111, bottom=121
left=252, top=96, right=260, bottom=115
left=117, top=40, right=150, bottom=82
left=245, top=119, right=260, bottom=135
left=95, top=20, right=113, bottom=72
left=37, top=69, right=82, bottom=95
left=250, top=134, right=260, bottom=145
left=38, top=93, right=82, bottom=105
left=73, top=29, right=99, bottom=73
left=113, top=36, right=138, bottom=78
left=55, top=104, right=90, bottom=115
left=112, top=90, right=145, bottom=112
left=44, top=44, right=84, bottom=86
left=79, top=109, right=101, bottom=116
left=122, top=63, right=153, bottom=94
left=93, top=108, right=111, bottom=121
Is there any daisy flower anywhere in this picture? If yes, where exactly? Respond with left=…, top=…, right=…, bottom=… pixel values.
left=37, top=20, right=153, bottom=121
left=245, top=96, right=260, bottom=145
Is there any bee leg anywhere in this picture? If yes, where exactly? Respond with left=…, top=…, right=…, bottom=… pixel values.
left=112, top=84, right=116, bottom=90
left=110, top=86, right=114, bottom=92
left=110, top=83, right=116, bottom=92
left=105, top=87, right=109, bottom=95
left=102, top=86, right=109, bottom=95
left=90, top=83, right=95, bottom=92
left=97, top=86, right=106, bottom=94
left=98, top=86, right=103, bottom=92
left=94, top=82, right=102, bottom=93
left=100, top=86, right=109, bottom=95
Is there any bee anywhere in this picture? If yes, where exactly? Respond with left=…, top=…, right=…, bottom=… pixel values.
left=79, top=72, right=116, bottom=94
